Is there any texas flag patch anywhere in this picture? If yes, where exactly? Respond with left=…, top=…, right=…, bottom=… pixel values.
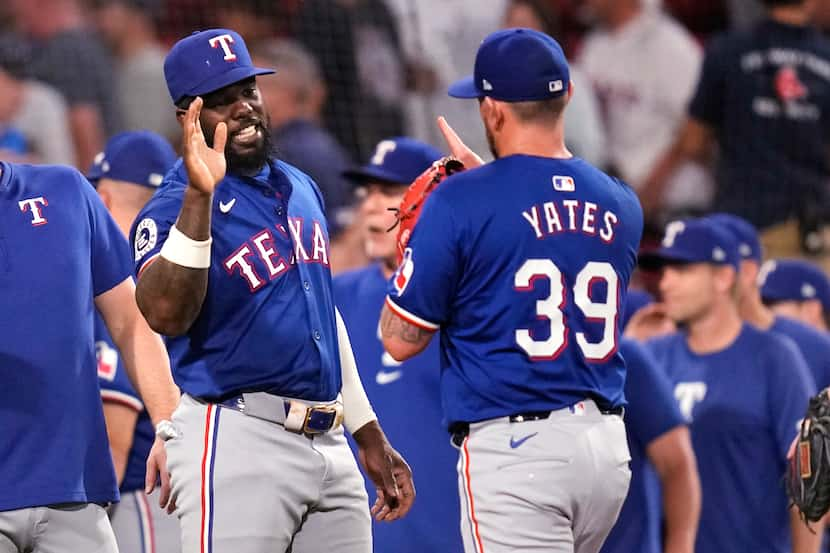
left=393, top=248, right=415, bottom=295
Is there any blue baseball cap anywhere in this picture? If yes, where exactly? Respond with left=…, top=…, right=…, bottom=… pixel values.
left=639, top=218, right=741, bottom=271
left=760, top=259, right=830, bottom=312
left=164, top=29, right=274, bottom=104
left=448, top=28, right=570, bottom=102
left=704, top=213, right=762, bottom=262
left=87, top=130, right=177, bottom=188
left=343, top=137, right=442, bottom=186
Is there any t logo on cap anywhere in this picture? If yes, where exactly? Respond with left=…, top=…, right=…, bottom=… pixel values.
left=209, top=34, right=237, bottom=61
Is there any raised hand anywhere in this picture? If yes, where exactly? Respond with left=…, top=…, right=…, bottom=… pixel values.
left=183, top=97, right=227, bottom=195
left=437, top=116, right=484, bottom=169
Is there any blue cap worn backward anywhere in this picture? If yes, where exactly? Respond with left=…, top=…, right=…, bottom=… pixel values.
left=448, top=28, right=570, bottom=102
left=87, top=130, right=177, bottom=189
left=164, top=29, right=274, bottom=104
left=342, top=137, right=443, bottom=186
left=760, top=259, right=830, bottom=312
left=639, top=218, right=741, bottom=271
left=704, top=213, right=762, bottom=262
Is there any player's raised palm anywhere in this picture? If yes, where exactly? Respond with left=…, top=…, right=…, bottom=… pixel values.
left=183, top=97, right=227, bottom=194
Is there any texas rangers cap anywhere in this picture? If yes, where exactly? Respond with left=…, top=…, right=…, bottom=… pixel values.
left=87, top=130, right=177, bottom=189
left=343, top=137, right=442, bottom=187
left=164, top=28, right=274, bottom=104
left=704, top=213, right=762, bottom=262
left=448, top=28, right=570, bottom=102
left=639, top=218, right=740, bottom=271
left=760, top=259, right=830, bottom=312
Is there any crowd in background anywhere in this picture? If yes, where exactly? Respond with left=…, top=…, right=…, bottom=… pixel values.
left=4, top=0, right=830, bottom=273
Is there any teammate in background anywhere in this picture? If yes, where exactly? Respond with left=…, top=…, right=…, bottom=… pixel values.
left=761, top=258, right=830, bottom=332
left=87, top=130, right=181, bottom=553
left=334, top=137, right=461, bottom=553
left=382, top=28, right=643, bottom=553
left=601, top=338, right=700, bottom=553
left=132, top=29, right=414, bottom=553
left=640, top=219, right=820, bottom=553
left=0, top=165, right=178, bottom=547
left=707, top=213, right=830, bottom=390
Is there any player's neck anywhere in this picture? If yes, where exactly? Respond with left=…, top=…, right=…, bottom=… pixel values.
left=769, top=6, right=809, bottom=27
left=737, top=291, right=775, bottom=330
left=497, top=130, right=572, bottom=160
left=686, top=304, right=743, bottom=354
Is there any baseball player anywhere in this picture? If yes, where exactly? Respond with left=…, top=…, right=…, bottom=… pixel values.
left=760, top=258, right=830, bottom=332
left=600, top=337, right=700, bottom=553
left=335, top=137, right=462, bottom=553
left=131, top=29, right=414, bottom=553
left=87, top=130, right=181, bottom=553
left=707, top=213, right=830, bottom=390
left=381, top=28, right=644, bottom=553
left=0, top=159, right=179, bottom=551
left=640, top=218, right=819, bottom=553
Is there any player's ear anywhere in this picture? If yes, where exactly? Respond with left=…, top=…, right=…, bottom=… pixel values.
left=481, top=98, right=505, bottom=131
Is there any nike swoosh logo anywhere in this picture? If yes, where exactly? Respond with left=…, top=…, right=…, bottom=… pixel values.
left=509, top=432, right=539, bottom=449
left=219, top=198, right=236, bottom=213
left=375, top=369, right=403, bottom=385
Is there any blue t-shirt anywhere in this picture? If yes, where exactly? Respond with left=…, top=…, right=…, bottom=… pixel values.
left=771, top=315, right=830, bottom=389
left=131, top=159, right=341, bottom=401
left=602, top=339, right=685, bottom=553
left=387, top=155, right=643, bottom=424
left=95, top=314, right=155, bottom=493
left=689, top=19, right=830, bottom=228
left=644, top=325, right=815, bottom=553
left=334, top=264, right=461, bottom=553
left=0, top=161, right=132, bottom=510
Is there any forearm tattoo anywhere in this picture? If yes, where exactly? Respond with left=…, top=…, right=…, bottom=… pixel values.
left=381, top=306, right=431, bottom=344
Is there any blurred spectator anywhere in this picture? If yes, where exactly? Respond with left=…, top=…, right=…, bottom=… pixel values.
left=663, top=0, right=729, bottom=38
left=214, top=0, right=284, bottom=49
left=502, top=0, right=606, bottom=166
left=643, top=0, right=830, bottom=266
left=383, top=0, right=506, bottom=160
left=0, top=32, right=75, bottom=165
left=9, top=0, right=120, bottom=170
left=727, top=0, right=766, bottom=28
left=93, top=0, right=180, bottom=143
left=579, top=0, right=712, bottom=218
left=294, top=0, right=406, bottom=161
left=252, top=39, right=354, bottom=236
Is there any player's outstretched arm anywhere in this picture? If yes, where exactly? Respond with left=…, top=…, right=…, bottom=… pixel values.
left=647, top=426, right=701, bottom=553
left=136, top=97, right=227, bottom=336
left=96, top=276, right=181, bottom=511
left=380, top=303, right=435, bottom=362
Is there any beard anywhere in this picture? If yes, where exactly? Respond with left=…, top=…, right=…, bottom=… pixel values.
left=485, top=123, right=500, bottom=160
left=203, top=115, right=272, bottom=176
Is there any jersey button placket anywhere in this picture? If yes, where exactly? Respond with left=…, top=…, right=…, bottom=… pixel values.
left=303, top=280, right=311, bottom=291
left=313, top=330, right=321, bottom=341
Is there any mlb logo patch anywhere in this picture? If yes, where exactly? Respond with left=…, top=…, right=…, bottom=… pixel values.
left=552, top=175, right=575, bottom=192
left=393, top=248, right=415, bottom=295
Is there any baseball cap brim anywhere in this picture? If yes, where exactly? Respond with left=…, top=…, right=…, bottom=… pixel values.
left=184, top=65, right=275, bottom=101
left=638, top=248, right=699, bottom=270
left=448, top=75, right=481, bottom=99
left=342, top=166, right=413, bottom=187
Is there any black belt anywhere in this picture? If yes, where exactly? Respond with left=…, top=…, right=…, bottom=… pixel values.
left=449, top=405, right=625, bottom=447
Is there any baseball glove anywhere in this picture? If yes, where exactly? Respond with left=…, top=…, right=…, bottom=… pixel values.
left=788, top=388, right=830, bottom=523
left=390, top=156, right=465, bottom=265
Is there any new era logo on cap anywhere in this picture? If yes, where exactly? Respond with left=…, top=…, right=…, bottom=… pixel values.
left=802, top=283, right=817, bottom=298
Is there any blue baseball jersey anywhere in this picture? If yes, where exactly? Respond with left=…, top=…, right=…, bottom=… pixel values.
left=771, top=315, right=830, bottom=389
left=131, top=159, right=341, bottom=401
left=387, top=155, right=643, bottom=424
left=334, top=264, right=461, bottom=553
left=95, top=313, right=155, bottom=493
left=601, top=339, right=685, bottom=553
left=0, top=161, right=132, bottom=510
left=644, top=325, right=815, bottom=553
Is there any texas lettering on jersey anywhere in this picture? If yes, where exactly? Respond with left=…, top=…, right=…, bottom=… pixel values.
left=223, top=217, right=329, bottom=291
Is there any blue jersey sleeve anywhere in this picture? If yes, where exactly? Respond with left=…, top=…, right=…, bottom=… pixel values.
left=386, top=192, right=461, bottom=329
left=688, top=35, right=728, bottom=127
left=129, top=189, right=183, bottom=276
left=81, top=173, right=133, bottom=297
left=621, top=339, right=685, bottom=447
left=768, top=335, right=816, bottom=460
left=95, top=316, right=143, bottom=412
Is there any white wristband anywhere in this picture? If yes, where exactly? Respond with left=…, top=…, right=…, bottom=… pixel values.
left=160, top=225, right=212, bottom=269
left=155, top=420, right=180, bottom=441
